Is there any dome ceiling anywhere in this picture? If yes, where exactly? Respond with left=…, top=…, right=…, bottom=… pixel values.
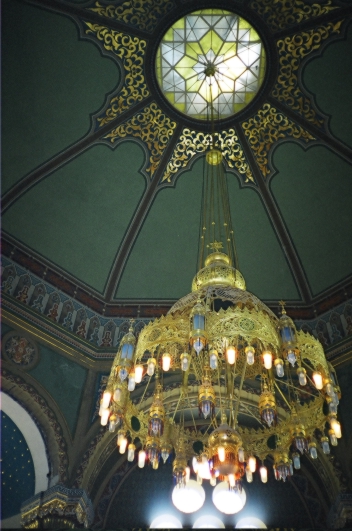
left=2, top=0, right=352, bottom=320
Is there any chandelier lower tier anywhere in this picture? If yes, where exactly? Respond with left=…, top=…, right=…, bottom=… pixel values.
left=100, top=253, right=342, bottom=503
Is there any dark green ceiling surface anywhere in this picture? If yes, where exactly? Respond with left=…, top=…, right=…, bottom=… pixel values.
left=303, top=24, right=352, bottom=148
left=2, top=0, right=352, bottom=314
left=2, top=143, right=146, bottom=293
left=2, top=0, right=120, bottom=193
left=271, top=144, right=352, bottom=295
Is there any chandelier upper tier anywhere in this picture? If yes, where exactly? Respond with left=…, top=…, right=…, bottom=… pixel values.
left=155, top=9, right=266, bottom=119
left=100, top=25, right=341, bottom=511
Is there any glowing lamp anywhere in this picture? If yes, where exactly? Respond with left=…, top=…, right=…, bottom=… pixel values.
left=162, top=353, right=171, bottom=371
left=248, top=455, right=256, bottom=473
left=172, top=480, right=205, bottom=513
left=226, top=346, right=236, bottom=365
left=260, top=466, right=268, bottom=483
left=212, top=482, right=246, bottom=514
left=312, top=371, right=323, bottom=390
left=100, top=408, right=110, bottom=426
left=134, top=365, right=144, bottom=383
left=263, top=351, right=272, bottom=370
left=218, top=446, right=226, bottom=462
left=138, top=450, right=146, bottom=468
left=102, top=391, right=111, bottom=409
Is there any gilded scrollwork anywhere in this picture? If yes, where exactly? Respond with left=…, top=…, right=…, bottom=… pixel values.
left=161, top=128, right=255, bottom=184
left=241, top=103, right=315, bottom=178
left=103, top=103, right=177, bottom=178
left=297, top=329, right=329, bottom=372
left=250, top=0, right=338, bottom=33
left=272, top=21, right=343, bottom=128
left=88, top=0, right=174, bottom=33
left=84, top=22, right=149, bottom=125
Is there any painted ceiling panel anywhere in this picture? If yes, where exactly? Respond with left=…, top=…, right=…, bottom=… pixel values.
left=2, top=143, right=146, bottom=293
left=303, top=24, right=352, bottom=148
left=271, top=144, right=352, bottom=296
left=115, top=159, right=204, bottom=300
left=28, top=344, right=87, bottom=435
left=227, top=178, right=300, bottom=301
left=1, top=0, right=120, bottom=194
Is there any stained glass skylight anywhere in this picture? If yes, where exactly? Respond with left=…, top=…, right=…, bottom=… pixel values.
left=155, top=9, right=266, bottom=120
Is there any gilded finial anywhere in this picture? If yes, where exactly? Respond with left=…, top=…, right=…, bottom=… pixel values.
left=279, top=301, right=286, bottom=315
left=208, top=240, right=223, bottom=252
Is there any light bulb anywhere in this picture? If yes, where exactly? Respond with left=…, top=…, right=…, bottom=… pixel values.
left=147, top=358, right=156, bottom=376
left=245, top=346, right=255, bottom=365
left=100, top=408, right=110, bottom=426
left=229, top=474, right=235, bottom=488
left=194, top=338, right=205, bottom=354
left=218, top=446, right=226, bottom=462
left=329, top=429, right=338, bottom=446
left=128, top=373, right=136, bottom=392
left=260, top=466, right=268, bottom=483
left=117, top=430, right=125, bottom=445
left=287, top=350, right=297, bottom=366
left=309, top=443, right=317, bottom=459
left=185, top=466, right=190, bottom=483
left=98, top=400, right=106, bottom=417
left=292, top=453, right=301, bottom=469
left=297, top=368, right=307, bottom=386
left=226, top=346, right=236, bottom=365
left=330, top=417, right=342, bottom=438
left=246, top=469, right=253, bottom=483
left=209, top=349, right=218, bottom=369
left=109, top=417, right=117, bottom=432
left=312, top=371, right=323, bottom=390
left=119, top=367, right=128, bottom=381
left=113, top=388, right=122, bottom=402
left=162, top=353, right=171, bottom=371
left=134, top=365, right=144, bottom=384
left=275, top=358, right=284, bottom=377
left=238, top=447, right=244, bottom=463
left=263, top=351, right=272, bottom=370
left=127, top=443, right=135, bottom=462
left=192, top=457, right=198, bottom=474
left=119, top=437, right=127, bottom=454
left=102, top=391, right=111, bottom=409
left=248, top=456, right=256, bottom=473
left=321, top=438, right=330, bottom=454
left=325, top=382, right=334, bottom=397
left=138, top=450, right=146, bottom=468
left=329, top=401, right=338, bottom=414
left=180, top=353, right=190, bottom=372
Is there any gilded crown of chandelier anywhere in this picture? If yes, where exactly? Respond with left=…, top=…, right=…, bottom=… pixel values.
left=99, top=50, right=342, bottom=503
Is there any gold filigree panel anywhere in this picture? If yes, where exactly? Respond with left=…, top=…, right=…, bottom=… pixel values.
left=241, top=103, right=315, bottom=178
left=297, top=329, right=329, bottom=372
left=103, top=103, right=177, bottom=178
left=88, top=0, right=174, bottom=33
left=250, top=0, right=338, bottom=32
left=161, top=129, right=254, bottom=184
left=84, top=22, right=149, bottom=125
left=272, top=21, right=344, bottom=128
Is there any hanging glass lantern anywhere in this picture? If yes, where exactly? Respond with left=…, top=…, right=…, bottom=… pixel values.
left=278, top=306, right=298, bottom=366
left=259, top=384, right=277, bottom=427
left=273, top=453, right=292, bottom=481
left=290, top=419, right=308, bottom=454
left=116, top=324, right=136, bottom=382
left=146, top=435, right=161, bottom=467
left=190, top=299, right=207, bottom=354
left=198, top=366, right=216, bottom=419
left=148, top=384, right=165, bottom=437
left=173, top=438, right=187, bottom=487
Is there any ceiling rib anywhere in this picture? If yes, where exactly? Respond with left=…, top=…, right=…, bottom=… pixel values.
left=236, top=123, right=312, bottom=304
left=268, top=96, right=352, bottom=164
left=273, top=5, right=352, bottom=39
left=1, top=96, right=153, bottom=213
left=24, top=0, right=151, bottom=39
left=104, top=123, right=184, bottom=302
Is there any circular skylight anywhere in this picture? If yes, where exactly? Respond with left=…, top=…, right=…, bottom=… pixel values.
left=155, top=9, right=266, bottom=120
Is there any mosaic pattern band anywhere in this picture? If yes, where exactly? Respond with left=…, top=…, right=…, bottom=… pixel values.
left=241, top=102, right=315, bottom=178
left=271, top=21, right=344, bottom=129
left=87, top=0, right=175, bottom=33
left=103, top=102, right=177, bottom=178
left=84, top=22, right=149, bottom=127
left=250, top=0, right=339, bottom=32
left=161, top=128, right=254, bottom=184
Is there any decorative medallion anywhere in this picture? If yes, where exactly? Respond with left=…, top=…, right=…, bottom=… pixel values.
left=155, top=9, right=266, bottom=119
left=2, top=332, right=39, bottom=370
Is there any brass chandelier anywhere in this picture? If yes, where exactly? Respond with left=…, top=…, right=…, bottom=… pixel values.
left=99, top=67, right=342, bottom=512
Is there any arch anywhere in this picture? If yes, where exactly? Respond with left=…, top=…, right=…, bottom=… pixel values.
left=1, top=391, right=49, bottom=493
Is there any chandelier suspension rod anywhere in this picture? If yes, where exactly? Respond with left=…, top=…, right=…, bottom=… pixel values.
left=273, top=381, right=293, bottom=411
left=233, top=359, right=248, bottom=424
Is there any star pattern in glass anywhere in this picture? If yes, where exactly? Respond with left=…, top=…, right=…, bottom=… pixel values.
left=156, top=9, right=266, bottom=120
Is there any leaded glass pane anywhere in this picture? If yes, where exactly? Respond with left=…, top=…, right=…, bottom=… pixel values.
left=155, top=9, right=266, bottom=120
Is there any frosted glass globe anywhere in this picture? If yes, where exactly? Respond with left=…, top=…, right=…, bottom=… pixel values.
left=236, top=516, right=267, bottom=528
left=150, top=514, right=182, bottom=528
left=172, top=480, right=205, bottom=513
left=212, top=482, right=246, bottom=514
left=193, top=515, right=225, bottom=528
